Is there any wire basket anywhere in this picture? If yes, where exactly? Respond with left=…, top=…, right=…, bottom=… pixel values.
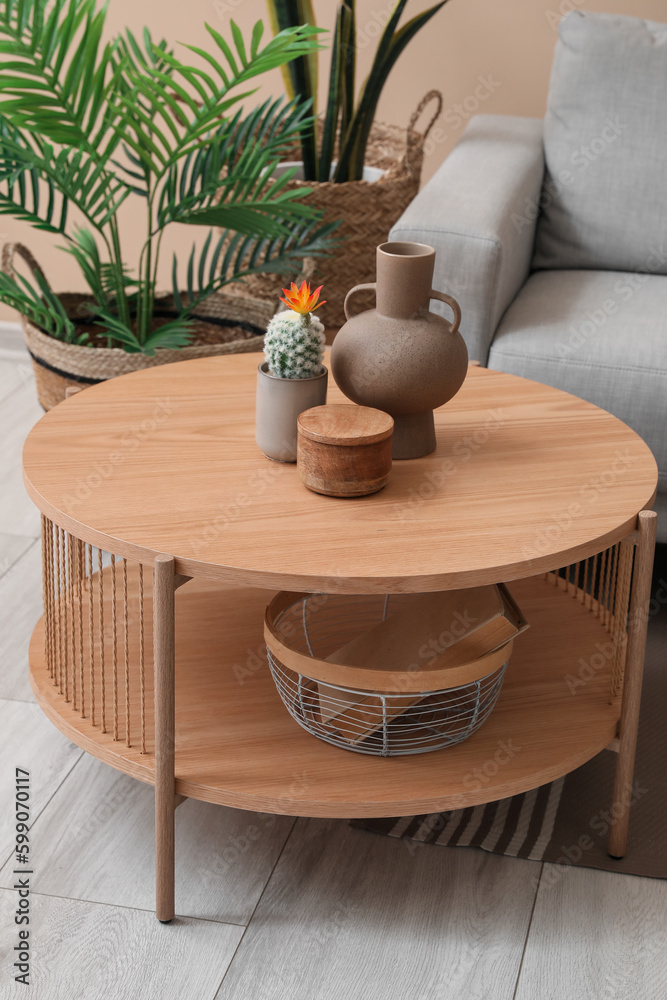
left=265, top=592, right=512, bottom=757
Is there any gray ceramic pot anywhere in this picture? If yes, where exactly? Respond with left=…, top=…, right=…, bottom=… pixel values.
left=256, top=362, right=328, bottom=462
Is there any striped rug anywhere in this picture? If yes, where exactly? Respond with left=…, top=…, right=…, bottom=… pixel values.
left=358, top=779, right=565, bottom=860
left=353, top=547, right=667, bottom=879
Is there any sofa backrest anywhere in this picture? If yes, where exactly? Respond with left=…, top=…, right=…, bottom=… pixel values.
left=533, top=11, right=667, bottom=275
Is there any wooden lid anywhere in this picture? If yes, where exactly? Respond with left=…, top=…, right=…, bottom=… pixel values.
left=298, top=404, right=394, bottom=446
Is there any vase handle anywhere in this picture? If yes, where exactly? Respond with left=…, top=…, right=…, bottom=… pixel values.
left=429, top=289, right=461, bottom=335
left=343, top=282, right=377, bottom=321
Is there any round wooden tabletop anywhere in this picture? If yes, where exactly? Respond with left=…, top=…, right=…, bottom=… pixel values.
left=23, top=353, right=658, bottom=592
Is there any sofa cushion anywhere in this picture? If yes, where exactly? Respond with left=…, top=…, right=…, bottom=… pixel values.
left=488, top=270, right=666, bottom=490
left=533, top=11, right=667, bottom=274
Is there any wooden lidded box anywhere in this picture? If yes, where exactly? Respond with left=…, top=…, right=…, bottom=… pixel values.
left=297, top=403, right=393, bottom=498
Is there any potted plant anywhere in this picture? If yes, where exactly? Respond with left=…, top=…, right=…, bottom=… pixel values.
left=244, top=0, right=448, bottom=326
left=256, top=280, right=327, bottom=461
left=0, top=0, right=338, bottom=407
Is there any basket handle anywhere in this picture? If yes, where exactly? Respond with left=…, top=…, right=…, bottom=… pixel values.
left=1, top=241, right=52, bottom=289
left=344, top=282, right=376, bottom=321
left=404, top=90, right=443, bottom=173
left=430, top=289, right=461, bottom=336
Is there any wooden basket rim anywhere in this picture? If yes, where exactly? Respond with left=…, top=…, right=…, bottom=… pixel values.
left=264, top=591, right=515, bottom=694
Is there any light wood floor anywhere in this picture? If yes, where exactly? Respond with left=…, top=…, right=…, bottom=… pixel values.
left=1, top=337, right=665, bottom=1000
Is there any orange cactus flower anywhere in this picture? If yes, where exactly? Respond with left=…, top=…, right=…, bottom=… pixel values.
left=279, top=280, right=326, bottom=315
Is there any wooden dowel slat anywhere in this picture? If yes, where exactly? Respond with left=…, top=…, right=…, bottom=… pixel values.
left=57, top=527, right=65, bottom=694
left=608, top=511, right=657, bottom=858
left=88, top=544, right=95, bottom=726
left=42, top=517, right=53, bottom=679
left=111, top=553, right=118, bottom=741
left=611, top=540, right=634, bottom=700
left=584, top=556, right=593, bottom=611
left=78, top=539, right=85, bottom=718
left=40, top=516, right=49, bottom=677
left=124, top=558, right=130, bottom=748
left=154, top=554, right=176, bottom=922
left=66, top=532, right=73, bottom=706
left=98, top=548, right=105, bottom=731
left=44, top=519, right=53, bottom=679
left=597, top=547, right=609, bottom=619
left=139, top=563, right=146, bottom=754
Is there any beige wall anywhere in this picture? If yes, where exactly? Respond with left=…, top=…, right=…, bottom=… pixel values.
left=2, top=0, right=665, bottom=320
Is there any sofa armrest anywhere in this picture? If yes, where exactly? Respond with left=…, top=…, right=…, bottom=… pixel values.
left=390, top=114, right=544, bottom=364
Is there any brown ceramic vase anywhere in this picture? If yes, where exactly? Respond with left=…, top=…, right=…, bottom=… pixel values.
left=330, top=241, right=468, bottom=459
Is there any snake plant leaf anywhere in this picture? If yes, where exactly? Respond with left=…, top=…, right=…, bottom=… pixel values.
left=265, top=0, right=295, bottom=100
left=368, top=0, right=409, bottom=81
left=339, top=1, right=355, bottom=146
left=318, top=4, right=344, bottom=182
left=336, top=0, right=448, bottom=181
left=265, top=1, right=319, bottom=179
left=266, top=1, right=318, bottom=101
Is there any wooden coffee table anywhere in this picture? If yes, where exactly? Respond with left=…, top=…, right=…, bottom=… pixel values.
left=22, top=354, right=658, bottom=922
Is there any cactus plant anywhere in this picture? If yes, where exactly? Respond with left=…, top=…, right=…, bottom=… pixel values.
left=264, top=281, right=326, bottom=378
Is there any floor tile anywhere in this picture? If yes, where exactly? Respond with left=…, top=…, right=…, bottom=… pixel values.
left=214, top=817, right=540, bottom=1000
left=0, top=890, right=243, bottom=999
left=0, top=533, right=34, bottom=579
left=0, top=322, right=26, bottom=360
left=0, top=376, right=43, bottom=537
left=0, top=698, right=81, bottom=865
left=1, top=753, right=295, bottom=924
left=0, top=357, right=35, bottom=405
left=515, top=863, right=667, bottom=1000
left=0, top=543, right=42, bottom=702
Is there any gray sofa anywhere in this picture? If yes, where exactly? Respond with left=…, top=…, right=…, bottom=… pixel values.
left=390, top=11, right=666, bottom=540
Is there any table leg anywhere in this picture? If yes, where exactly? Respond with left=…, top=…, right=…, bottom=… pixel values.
left=608, top=510, right=657, bottom=859
left=154, top=554, right=176, bottom=922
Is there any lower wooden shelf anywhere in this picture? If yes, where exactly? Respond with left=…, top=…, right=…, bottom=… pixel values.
left=29, top=574, right=620, bottom=818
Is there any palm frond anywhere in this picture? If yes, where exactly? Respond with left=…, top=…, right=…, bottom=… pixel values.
left=170, top=216, right=339, bottom=317
left=61, top=227, right=137, bottom=311
left=0, top=267, right=76, bottom=340
left=108, top=20, right=324, bottom=183
left=0, top=0, right=122, bottom=148
left=84, top=309, right=144, bottom=352
left=155, top=97, right=318, bottom=236
left=0, top=2, right=332, bottom=350
left=0, top=122, right=132, bottom=232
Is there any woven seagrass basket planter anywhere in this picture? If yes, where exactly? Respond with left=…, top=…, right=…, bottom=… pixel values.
left=225, top=91, right=443, bottom=329
left=4, top=243, right=276, bottom=410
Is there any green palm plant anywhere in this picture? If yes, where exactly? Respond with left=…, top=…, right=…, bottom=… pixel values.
left=267, top=0, right=449, bottom=183
left=0, top=0, right=338, bottom=353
